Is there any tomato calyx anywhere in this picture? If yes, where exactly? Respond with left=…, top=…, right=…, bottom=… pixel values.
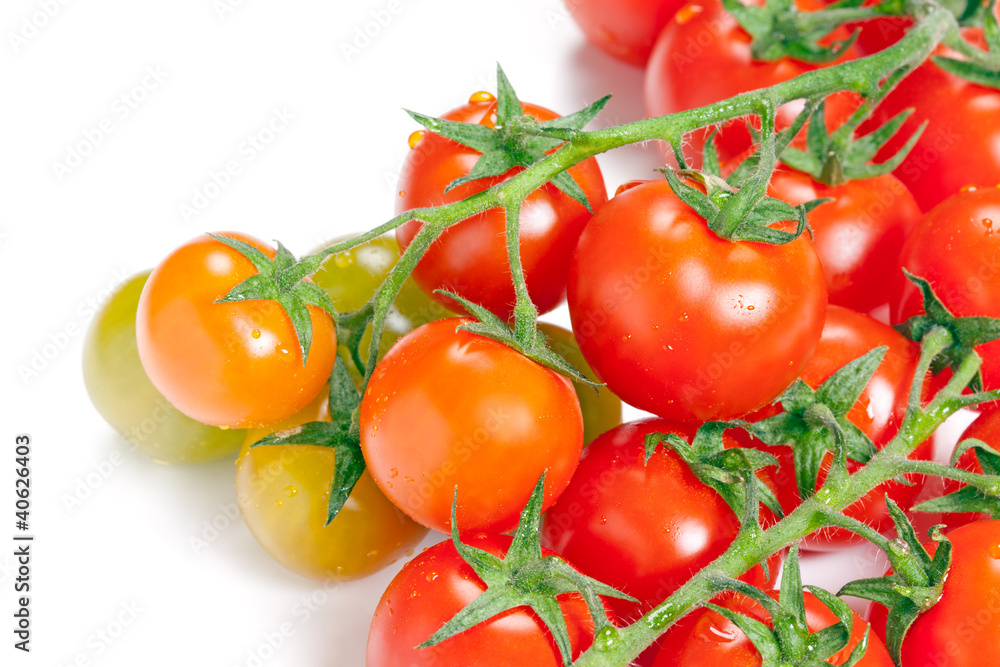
left=894, top=270, right=1000, bottom=391
left=912, top=438, right=1000, bottom=516
left=249, top=357, right=364, bottom=524
left=838, top=501, right=951, bottom=662
left=421, top=476, right=635, bottom=667
left=707, top=546, right=874, bottom=666
left=209, top=233, right=338, bottom=367
left=439, top=289, right=598, bottom=387
left=404, top=64, right=609, bottom=213
left=721, top=0, right=860, bottom=64
left=746, top=347, right=886, bottom=501
left=932, top=2, right=1000, bottom=88
left=646, top=423, right=784, bottom=523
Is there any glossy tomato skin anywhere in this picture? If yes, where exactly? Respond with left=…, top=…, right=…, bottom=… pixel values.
left=396, top=98, right=607, bottom=322
left=870, top=29, right=1000, bottom=212
left=311, top=235, right=453, bottom=380
left=868, top=520, right=1000, bottom=666
left=235, top=390, right=427, bottom=581
left=891, top=187, right=1000, bottom=392
left=568, top=178, right=827, bottom=423
left=565, top=0, right=686, bottom=66
left=645, top=0, right=858, bottom=167
left=359, top=318, right=584, bottom=534
left=654, top=589, right=894, bottom=666
left=541, top=419, right=782, bottom=622
left=83, top=271, right=245, bottom=464
left=739, top=305, right=931, bottom=549
left=538, top=322, right=622, bottom=445
left=769, top=169, right=920, bottom=314
left=367, top=533, right=597, bottom=667
left=136, top=233, right=337, bottom=429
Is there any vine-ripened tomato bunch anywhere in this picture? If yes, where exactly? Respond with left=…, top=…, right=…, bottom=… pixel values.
left=82, top=1, right=1000, bottom=665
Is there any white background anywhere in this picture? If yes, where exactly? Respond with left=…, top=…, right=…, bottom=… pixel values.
left=0, top=1, right=970, bottom=666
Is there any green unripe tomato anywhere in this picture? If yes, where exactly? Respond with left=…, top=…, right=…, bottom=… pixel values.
left=538, top=322, right=622, bottom=444
left=82, top=271, right=245, bottom=463
left=312, top=236, right=452, bottom=372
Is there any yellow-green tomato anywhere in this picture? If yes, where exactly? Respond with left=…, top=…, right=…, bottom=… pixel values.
left=312, top=235, right=452, bottom=367
left=539, top=322, right=622, bottom=444
left=236, top=392, right=427, bottom=581
left=82, top=271, right=245, bottom=463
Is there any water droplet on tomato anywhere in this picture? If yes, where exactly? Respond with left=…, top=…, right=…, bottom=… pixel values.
left=468, top=91, right=495, bottom=104
left=219, top=425, right=230, bottom=431
left=333, top=252, right=353, bottom=268
left=398, top=190, right=405, bottom=198
left=983, top=218, right=994, bottom=236
left=284, top=485, right=298, bottom=497
left=962, top=184, right=979, bottom=193
left=747, top=305, right=755, bottom=311
left=676, top=3, right=704, bottom=25
left=251, top=328, right=261, bottom=339
left=408, top=130, right=425, bottom=149
left=367, top=550, right=379, bottom=558
left=275, top=499, right=283, bottom=507
left=426, top=571, right=439, bottom=582
left=621, top=334, right=631, bottom=343
left=389, top=467, right=398, bottom=479
left=989, top=543, right=1000, bottom=560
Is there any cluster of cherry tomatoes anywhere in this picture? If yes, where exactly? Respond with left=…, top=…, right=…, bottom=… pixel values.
left=82, top=0, right=1000, bottom=665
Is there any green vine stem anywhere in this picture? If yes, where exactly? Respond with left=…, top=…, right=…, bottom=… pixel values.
left=311, top=0, right=964, bottom=399
left=570, top=325, right=1000, bottom=666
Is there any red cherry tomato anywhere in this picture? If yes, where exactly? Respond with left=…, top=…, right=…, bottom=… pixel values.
left=135, top=232, right=337, bottom=429
left=367, top=533, right=599, bottom=667
left=359, top=318, right=583, bottom=534
left=645, top=0, right=858, bottom=167
left=565, top=0, right=686, bottom=66
left=927, top=406, right=1000, bottom=531
left=868, top=520, right=1000, bottom=666
left=654, top=588, right=894, bottom=666
left=396, top=95, right=607, bottom=322
left=769, top=169, right=920, bottom=314
left=737, top=305, right=931, bottom=549
left=541, top=419, right=783, bottom=622
left=891, top=187, right=1000, bottom=392
left=568, top=178, right=827, bottom=423
left=870, top=28, right=1000, bottom=211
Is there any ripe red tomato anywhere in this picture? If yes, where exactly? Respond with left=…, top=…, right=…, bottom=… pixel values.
left=654, top=589, right=894, bottom=666
left=567, top=178, right=827, bottom=423
left=891, top=186, right=1000, bottom=392
left=359, top=318, right=583, bottom=534
left=541, top=419, right=782, bottom=622
left=645, top=0, right=858, bottom=167
left=870, top=29, right=1000, bottom=212
left=367, top=533, right=599, bottom=667
left=135, top=232, right=337, bottom=429
left=737, top=305, right=931, bottom=549
left=769, top=169, right=920, bottom=314
left=868, top=520, right=1000, bottom=667
left=564, top=0, right=686, bottom=66
left=395, top=94, right=607, bottom=322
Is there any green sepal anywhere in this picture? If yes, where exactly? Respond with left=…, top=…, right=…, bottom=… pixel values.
left=419, top=476, right=635, bottom=666
left=747, top=348, right=884, bottom=501
left=334, top=301, right=376, bottom=376
left=404, top=64, right=609, bottom=213
left=438, top=290, right=598, bottom=387
left=911, top=438, right=1000, bottom=517
left=249, top=357, right=364, bottom=524
left=209, top=233, right=338, bottom=368
left=660, top=167, right=813, bottom=245
left=931, top=55, right=1000, bottom=90
left=837, top=501, right=951, bottom=663
left=705, top=547, right=870, bottom=665
left=644, top=423, right=784, bottom=522
left=720, top=0, right=857, bottom=64
left=893, top=270, right=1000, bottom=391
